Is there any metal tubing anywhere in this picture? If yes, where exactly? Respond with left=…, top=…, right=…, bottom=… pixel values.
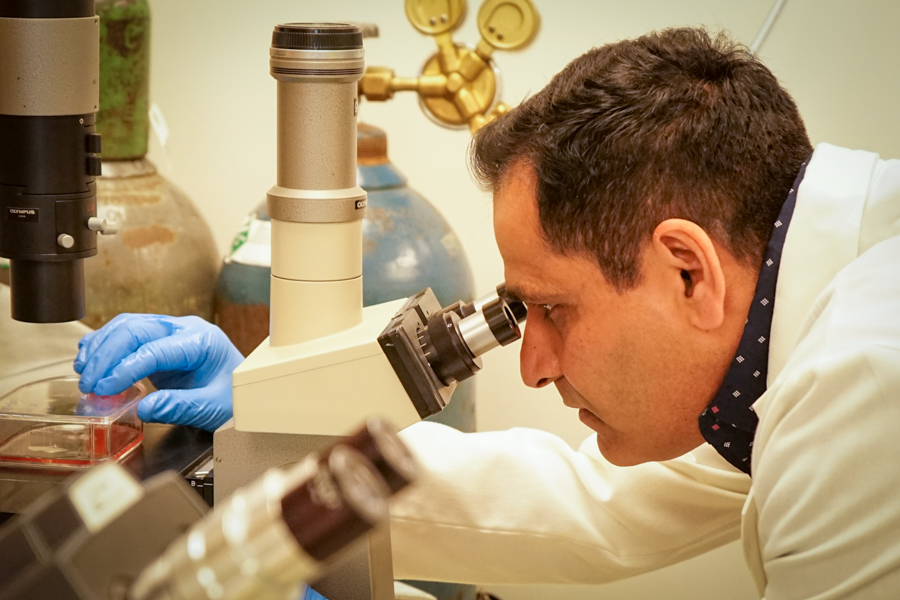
left=751, top=0, right=789, bottom=54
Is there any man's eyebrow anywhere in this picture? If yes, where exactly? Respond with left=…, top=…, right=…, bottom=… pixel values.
left=504, top=284, right=565, bottom=305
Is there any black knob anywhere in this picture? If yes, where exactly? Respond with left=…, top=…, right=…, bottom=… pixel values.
left=85, top=133, right=102, bottom=154
left=86, top=156, right=102, bottom=177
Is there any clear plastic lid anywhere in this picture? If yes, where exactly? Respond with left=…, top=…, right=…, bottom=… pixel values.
left=0, top=375, right=145, bottom=469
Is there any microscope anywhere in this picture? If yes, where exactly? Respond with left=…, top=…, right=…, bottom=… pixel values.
left=0, top=419, right=419, bottom=600
left=0, top=0, right=115, bottom=324
left=213, top=23, right=526, bottom=600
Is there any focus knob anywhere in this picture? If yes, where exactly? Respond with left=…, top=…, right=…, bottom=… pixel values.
left=87, top=216, right=118, bottom=235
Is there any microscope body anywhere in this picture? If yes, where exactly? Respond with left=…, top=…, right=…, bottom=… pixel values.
left=214, top=21, right=524, bottom=600
left=212, top=24, right=399, bottom=600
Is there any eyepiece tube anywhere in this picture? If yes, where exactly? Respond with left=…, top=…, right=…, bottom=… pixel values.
left=457, top=297, right=521, bottom=357
left=464, top=283, right=527, bottom=323
left=282, top=446, right=389, bottom=562
left=267, top=24, right=368, bottom=346
left=495, top=282, right=527, bottom=322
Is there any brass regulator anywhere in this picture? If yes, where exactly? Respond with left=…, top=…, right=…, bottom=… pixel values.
left=359, top=0, right=540, bottom=133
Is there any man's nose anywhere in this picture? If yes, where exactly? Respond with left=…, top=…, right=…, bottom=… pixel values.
left=519, top=312, right=563, bottom=388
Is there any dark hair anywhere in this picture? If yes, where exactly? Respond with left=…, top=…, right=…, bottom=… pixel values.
left=471, top=27, right=812, bottom=290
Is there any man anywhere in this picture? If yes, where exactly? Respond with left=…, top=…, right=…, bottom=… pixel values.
left=75, top=28, right=900, bottom=598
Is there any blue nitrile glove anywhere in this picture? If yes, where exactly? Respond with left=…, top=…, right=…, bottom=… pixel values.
left=302, top=586, right=327, bottom=600
left=73, top=314, right=244, bottom=431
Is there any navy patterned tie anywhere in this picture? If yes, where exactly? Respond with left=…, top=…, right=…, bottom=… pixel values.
left=698, top=160, right=809, bottom=475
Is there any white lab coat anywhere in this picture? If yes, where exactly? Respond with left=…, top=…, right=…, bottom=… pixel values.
left=389, top=143, right=900, bottom=599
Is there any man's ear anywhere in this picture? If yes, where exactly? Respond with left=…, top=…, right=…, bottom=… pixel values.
left=651, top=219, right=726, bottom=331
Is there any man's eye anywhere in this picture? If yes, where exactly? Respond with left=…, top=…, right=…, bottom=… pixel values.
left=541, top=304, right=561, bottom=320
left=525, top=303, right=562, bottom=323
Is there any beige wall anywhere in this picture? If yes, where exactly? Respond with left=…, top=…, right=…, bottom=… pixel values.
left=146, top=1, right=899, bottom=598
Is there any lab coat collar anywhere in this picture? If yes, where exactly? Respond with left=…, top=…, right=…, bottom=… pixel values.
left=766, top=143, right=879, bottom=385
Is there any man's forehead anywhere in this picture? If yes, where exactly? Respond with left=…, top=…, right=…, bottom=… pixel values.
left=495, top=160, right=538, bottom=201
left=492, top=160, right=599, bottom=303
left=492, top=162, right=541, bottom=241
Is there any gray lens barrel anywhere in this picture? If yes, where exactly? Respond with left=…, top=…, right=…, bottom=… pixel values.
left=267, top=24, right=366, bottom=224
left=0, top=15, right=99, bottom=116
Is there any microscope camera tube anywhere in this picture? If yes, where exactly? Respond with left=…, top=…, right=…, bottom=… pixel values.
left=0, top=0, right=102, bottom=322
left=266, top=24, right=368, bottom=346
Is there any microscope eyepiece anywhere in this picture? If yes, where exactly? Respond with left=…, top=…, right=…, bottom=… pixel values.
left=128, top=423, right=413, bottom=600
left=496, top=282, right=528, bottom=322
left=481, top=296, right=521, bottom=346
left=379, top=284, right=527, bottom=417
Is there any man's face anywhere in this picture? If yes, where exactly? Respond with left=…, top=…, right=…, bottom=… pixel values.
left=494, top=162, right=733, bottom=465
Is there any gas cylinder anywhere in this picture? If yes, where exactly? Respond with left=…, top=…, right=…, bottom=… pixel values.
left=214, top=123, right=477, bottom=434
left=83, top=0, right=219, bottom=329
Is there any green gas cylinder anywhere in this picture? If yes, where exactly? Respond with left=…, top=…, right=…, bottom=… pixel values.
left=83, top=0, right=219, bottom=329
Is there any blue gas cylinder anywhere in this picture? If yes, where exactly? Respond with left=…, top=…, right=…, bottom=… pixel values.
left=213, top=123, right=477, bottom=434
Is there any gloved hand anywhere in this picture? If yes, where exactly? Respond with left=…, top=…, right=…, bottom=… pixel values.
left=74, top=314, right=244, bottom=431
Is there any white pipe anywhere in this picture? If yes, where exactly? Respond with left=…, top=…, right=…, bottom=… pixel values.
left=751, top=0, right=789, bottom=54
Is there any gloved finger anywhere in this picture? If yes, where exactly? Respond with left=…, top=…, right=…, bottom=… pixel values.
left=75, top=313, right=154, bottom=370
left=76, top=312, right=134, bottom=355
left=303, top=587, right=328, bottom=600
left=92, top=330, right=207, bottom=396
left=74, top=391, right=126, bottom=417
left=137, top=386, right=233, bottom=432
left=77, top=317, right=177, bottom=394
left=73, top=392, right=97, bottom=417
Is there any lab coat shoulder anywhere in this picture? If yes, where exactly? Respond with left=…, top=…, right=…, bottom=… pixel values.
left=748, top=144, right=900, bottom=599
left=392, top=422, right=750, bottom=584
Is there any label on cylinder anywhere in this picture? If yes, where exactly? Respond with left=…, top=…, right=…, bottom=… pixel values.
left=227, top=217, right=272, bottom=268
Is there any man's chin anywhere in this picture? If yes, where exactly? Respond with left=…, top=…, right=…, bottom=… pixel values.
left=594, top=433, right=705, bottom=466
left=593, top=435, right=650, bottom=467
left=577, top=409, right=640, bottom=465
left=577, top=407, right=601, bottom=428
